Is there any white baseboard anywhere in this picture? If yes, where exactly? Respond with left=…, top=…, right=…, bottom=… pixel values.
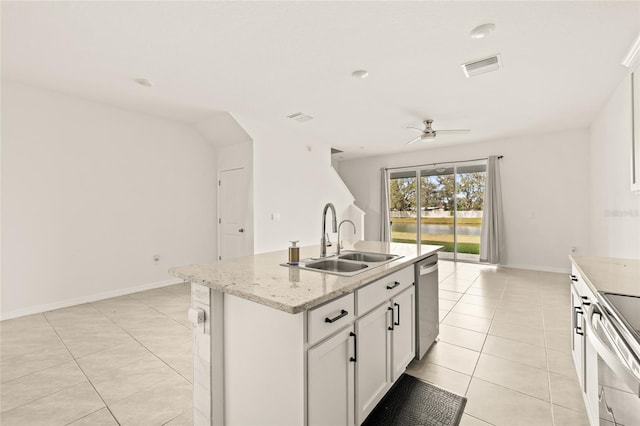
left=0, top=278, right=185, bottom=321
left=498, top=263, right=571, bottom=274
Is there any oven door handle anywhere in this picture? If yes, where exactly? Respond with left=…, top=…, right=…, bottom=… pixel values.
left=584, top=303, right=640, bottom=397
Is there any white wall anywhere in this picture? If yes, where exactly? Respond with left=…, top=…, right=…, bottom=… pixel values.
left=589, top=73, right=640, bottom=259
left=1, top=80, right=217, bottom=319
left=337, top=129, right=591, bottom=273
left=233, top=114, right=357, bottom=254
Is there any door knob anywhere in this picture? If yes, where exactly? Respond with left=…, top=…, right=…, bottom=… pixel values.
left=238, top=228, right=245, bottom=233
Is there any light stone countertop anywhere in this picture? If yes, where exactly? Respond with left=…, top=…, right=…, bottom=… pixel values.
left=570, top=255, right=640, bottom=297
left=169, top=241, right=442, bottom=314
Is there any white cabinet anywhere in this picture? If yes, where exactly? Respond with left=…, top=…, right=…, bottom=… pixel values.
left=307, top=264, right=419, bottom=426
left=355, top=303, right=392, bottom=425
left=569, top=264, right=599, bottom=426
left=632, top=66, right=640, bottom=193
left=391, top=287, right=415, bottom=382
left=308, top=293, right=355, bottom=346
left=308, top=326, right=356, bottom=426
left=570, top=279, right=585, bottom=390
left=355, top=286, right=415, bottom=424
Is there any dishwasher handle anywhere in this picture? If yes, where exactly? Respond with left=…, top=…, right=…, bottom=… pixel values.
left=419, top=263, right=438, bottom=276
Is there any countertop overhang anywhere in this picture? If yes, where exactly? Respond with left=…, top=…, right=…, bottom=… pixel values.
left=169, top=241, right=443, bottom=314
left=570, top=255, right=640, bottom=297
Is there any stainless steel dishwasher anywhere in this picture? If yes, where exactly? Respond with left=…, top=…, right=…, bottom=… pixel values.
left=415, top=254, right=439, bottom=360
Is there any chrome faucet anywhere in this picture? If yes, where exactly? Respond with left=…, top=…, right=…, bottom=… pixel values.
left=337, top=220, right=356, bottom=255
left=320, top=203, right=337, bottom=257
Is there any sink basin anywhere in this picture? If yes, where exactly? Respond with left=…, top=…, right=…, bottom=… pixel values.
left=290, top=251, right=403, bottom=277
left=304, top=259, right=368, bottom=273
left=338, top=252, right=397, bottom=263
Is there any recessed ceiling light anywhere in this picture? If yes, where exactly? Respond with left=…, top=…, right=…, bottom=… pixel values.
left=470, top=23, right=496, bottom=40
left=287, top=112, right=313, bottom=123
left=133, top=78, right=153, bottom=87
left=351, top=70, right=369, bottom=79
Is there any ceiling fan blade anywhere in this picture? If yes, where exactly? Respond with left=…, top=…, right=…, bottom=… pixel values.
left=435, top=129, right=470, bottom=135
left=406, top=135, right=422, bottom=145
left=406, top=126, right=424, bottom=132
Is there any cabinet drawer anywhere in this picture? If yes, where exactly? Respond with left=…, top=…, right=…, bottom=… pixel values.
left=308, top=293, right=355, bottom=346
left=357, top=266, right=413, bottom=316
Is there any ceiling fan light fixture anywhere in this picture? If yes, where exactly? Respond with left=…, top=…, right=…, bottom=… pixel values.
left=421, top=133, right=436, bottom=141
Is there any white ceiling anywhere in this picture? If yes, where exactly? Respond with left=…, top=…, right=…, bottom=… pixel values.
left=2, top=1, right=639, bottom=159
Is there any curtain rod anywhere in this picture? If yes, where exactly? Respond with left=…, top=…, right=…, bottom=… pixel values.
left=384, top=155, right=503, bottom=171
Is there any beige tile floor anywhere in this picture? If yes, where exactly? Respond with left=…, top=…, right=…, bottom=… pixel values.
left=0, top=261, right=588, bottom=426
left=407, top=261, right=590, bottom=426
left=0, top=282, right=193, bottom=426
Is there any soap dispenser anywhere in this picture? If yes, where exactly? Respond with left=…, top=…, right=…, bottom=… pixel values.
left=289, top=241, right=300, bottom=265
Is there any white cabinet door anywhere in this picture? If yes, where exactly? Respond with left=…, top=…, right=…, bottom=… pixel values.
left=570, top=281, right=585, bottom=391
left=308, top=326, right=355, bottom=426
left=355, top=303, right=391, bottom=425
left=391, top=286, right=415, bottom=382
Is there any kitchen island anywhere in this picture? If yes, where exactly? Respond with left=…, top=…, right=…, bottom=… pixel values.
left=169, top=241, right=442, bottom=426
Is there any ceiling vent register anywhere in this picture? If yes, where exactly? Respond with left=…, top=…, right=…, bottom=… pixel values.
left=461, top=55, right=501, bottom=78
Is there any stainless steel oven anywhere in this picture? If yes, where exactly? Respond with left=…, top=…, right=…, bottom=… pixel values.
left=585, top=293, right=640, bottom=426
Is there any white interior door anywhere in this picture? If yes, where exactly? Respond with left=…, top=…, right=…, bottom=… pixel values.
left=219, top=167, right=248, bottom=260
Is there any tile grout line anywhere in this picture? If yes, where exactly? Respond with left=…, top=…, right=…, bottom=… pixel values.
left=462, top=273, right=505, bottom=397
left=41, top=312, right=122, bottom=426
left=541, top=283, right=556, bottom=426
left=89, top=298, right=194, bottom=386
left=433, top=265, right=581, bottom=425
left=0, top=322, right=74, bottom=385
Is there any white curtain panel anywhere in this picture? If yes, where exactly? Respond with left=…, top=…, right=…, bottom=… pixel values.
left=480, top=156, right=504, bottom=263
left=380, top=168, right=391, bottom=242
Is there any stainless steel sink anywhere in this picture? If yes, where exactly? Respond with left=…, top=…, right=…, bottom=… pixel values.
left=292, top=251, right=403, bottom=277
left=338, top=252, right=397, bottom=263
left=303, top=259, right=368, bottom=273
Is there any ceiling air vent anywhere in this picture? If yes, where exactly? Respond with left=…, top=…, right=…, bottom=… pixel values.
left=461, top=54, right=501, bottom=78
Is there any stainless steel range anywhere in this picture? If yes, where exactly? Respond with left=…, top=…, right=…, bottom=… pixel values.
left=586, top=292, right=640, bottom=425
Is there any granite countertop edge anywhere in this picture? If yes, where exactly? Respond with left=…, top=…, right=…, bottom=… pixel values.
left=569, top=255, right=640, bottom=298
left=170, top=242, right=443, bottom=314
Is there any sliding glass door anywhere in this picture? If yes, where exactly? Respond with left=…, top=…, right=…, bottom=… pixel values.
left=420, top=167, right=455, bottom=259
left=389, top=160, right=487, bottom=262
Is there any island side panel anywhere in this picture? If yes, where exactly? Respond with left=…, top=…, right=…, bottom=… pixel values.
left=192, top=283, right=224, bottom=426
left=224, top=293, right=305, bottom=426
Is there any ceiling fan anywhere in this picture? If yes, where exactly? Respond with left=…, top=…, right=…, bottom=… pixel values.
left=406, top=119, right=470, bottom=144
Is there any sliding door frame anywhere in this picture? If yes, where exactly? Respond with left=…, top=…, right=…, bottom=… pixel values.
left=389, top=159, right=487, bottom=262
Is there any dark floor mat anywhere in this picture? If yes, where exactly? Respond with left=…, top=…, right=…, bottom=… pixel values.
left=361, top=374, right=467, bottom=426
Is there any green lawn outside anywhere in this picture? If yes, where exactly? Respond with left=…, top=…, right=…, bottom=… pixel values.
left=390, top=215, right=482, bottom=254
left=391, top=238, right=480, bottom=254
